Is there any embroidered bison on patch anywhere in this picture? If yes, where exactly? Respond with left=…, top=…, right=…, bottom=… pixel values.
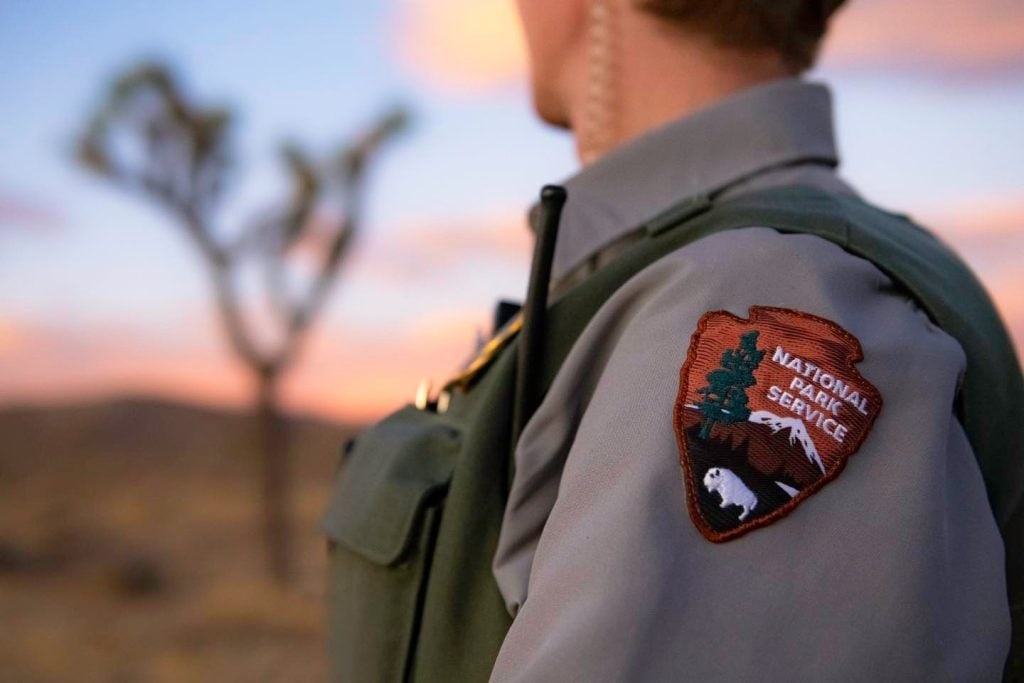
left=703, top=467, right=757, bottom=521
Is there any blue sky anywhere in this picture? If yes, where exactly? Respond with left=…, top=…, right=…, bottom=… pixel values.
left=1, top=0, right=1022, bottom=419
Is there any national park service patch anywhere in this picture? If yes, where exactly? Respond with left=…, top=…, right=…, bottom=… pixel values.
left=674, top=306, right=882, bottom=542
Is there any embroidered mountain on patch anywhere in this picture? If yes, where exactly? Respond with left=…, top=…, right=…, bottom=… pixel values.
left=674, top=306, right=882, bottom=542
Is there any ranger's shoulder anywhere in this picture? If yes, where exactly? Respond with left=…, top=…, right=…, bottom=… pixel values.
left=611, top=225, right=965, bottom=375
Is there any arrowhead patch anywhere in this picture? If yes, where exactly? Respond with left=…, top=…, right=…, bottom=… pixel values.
left=674, top=306, right=882, bottom=542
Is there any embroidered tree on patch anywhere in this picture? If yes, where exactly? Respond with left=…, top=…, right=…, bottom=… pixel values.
left=696, top=330, right=765, bottom=439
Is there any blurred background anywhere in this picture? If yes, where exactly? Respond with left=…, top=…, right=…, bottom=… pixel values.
left=1, top=0, right=1022, bottom=680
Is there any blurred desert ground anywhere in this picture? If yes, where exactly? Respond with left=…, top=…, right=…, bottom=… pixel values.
left=2, top=0, right=1024, bottom=681
left=0, top=398, right=353, bottom=681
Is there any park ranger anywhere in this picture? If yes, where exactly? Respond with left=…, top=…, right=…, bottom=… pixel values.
left=323, top=0, right=1023, bottom=681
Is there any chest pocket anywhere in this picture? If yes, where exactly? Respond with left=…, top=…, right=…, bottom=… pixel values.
left=322, top=405, right=460, bottom=682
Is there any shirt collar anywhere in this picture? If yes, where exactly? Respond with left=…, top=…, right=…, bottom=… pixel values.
left=537, top=78, right=840, bottom=283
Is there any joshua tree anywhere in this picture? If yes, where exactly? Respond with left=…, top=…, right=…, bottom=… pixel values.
left=75, top=62, right=408, bottom=584
left=697, top=330, right=765, bottom=439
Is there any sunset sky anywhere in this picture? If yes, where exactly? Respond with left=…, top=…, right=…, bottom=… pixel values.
left=1, top=0, right=1023, bottom=422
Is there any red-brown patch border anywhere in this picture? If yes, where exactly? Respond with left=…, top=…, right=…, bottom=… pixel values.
left=673, top=306, right=883, bottom=543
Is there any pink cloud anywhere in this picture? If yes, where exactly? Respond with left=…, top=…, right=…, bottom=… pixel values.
left=384, top=213, right=531, bottom=266
left=919, top=196, right=1024, bottom=240
left=0, top=320, right=28, bottom=354
left=0, top=319, right=250, bottom=410
left=822, top=0, right=1024, bottom=73
left=287, top=307, right=492, bottom=421
left=390, top=0, right=527, bottom=92
left=917, top=196, right=1024, bottom=271
left=915, top=196, right=1024, bottom=358
left=0, top=306, right=492, bottom=424
left=390, top=0, right=1024, bottom=92
left=0, top=191, right=61, bottom=231
left=349, top=211, right=531, bottom=285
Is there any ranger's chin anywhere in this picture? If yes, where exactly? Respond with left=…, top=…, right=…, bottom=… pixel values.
left=529, top=83, right=572, bottom=130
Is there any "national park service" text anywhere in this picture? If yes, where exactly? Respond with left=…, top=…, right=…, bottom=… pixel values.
left=764, top=345, right=871, bottom=444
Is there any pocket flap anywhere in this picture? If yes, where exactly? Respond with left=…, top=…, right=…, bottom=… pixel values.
left=321, top=406, right=460, bottom=566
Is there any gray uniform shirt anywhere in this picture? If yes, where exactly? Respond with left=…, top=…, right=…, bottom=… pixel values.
left=490, top=79, right=1010, bottom=681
